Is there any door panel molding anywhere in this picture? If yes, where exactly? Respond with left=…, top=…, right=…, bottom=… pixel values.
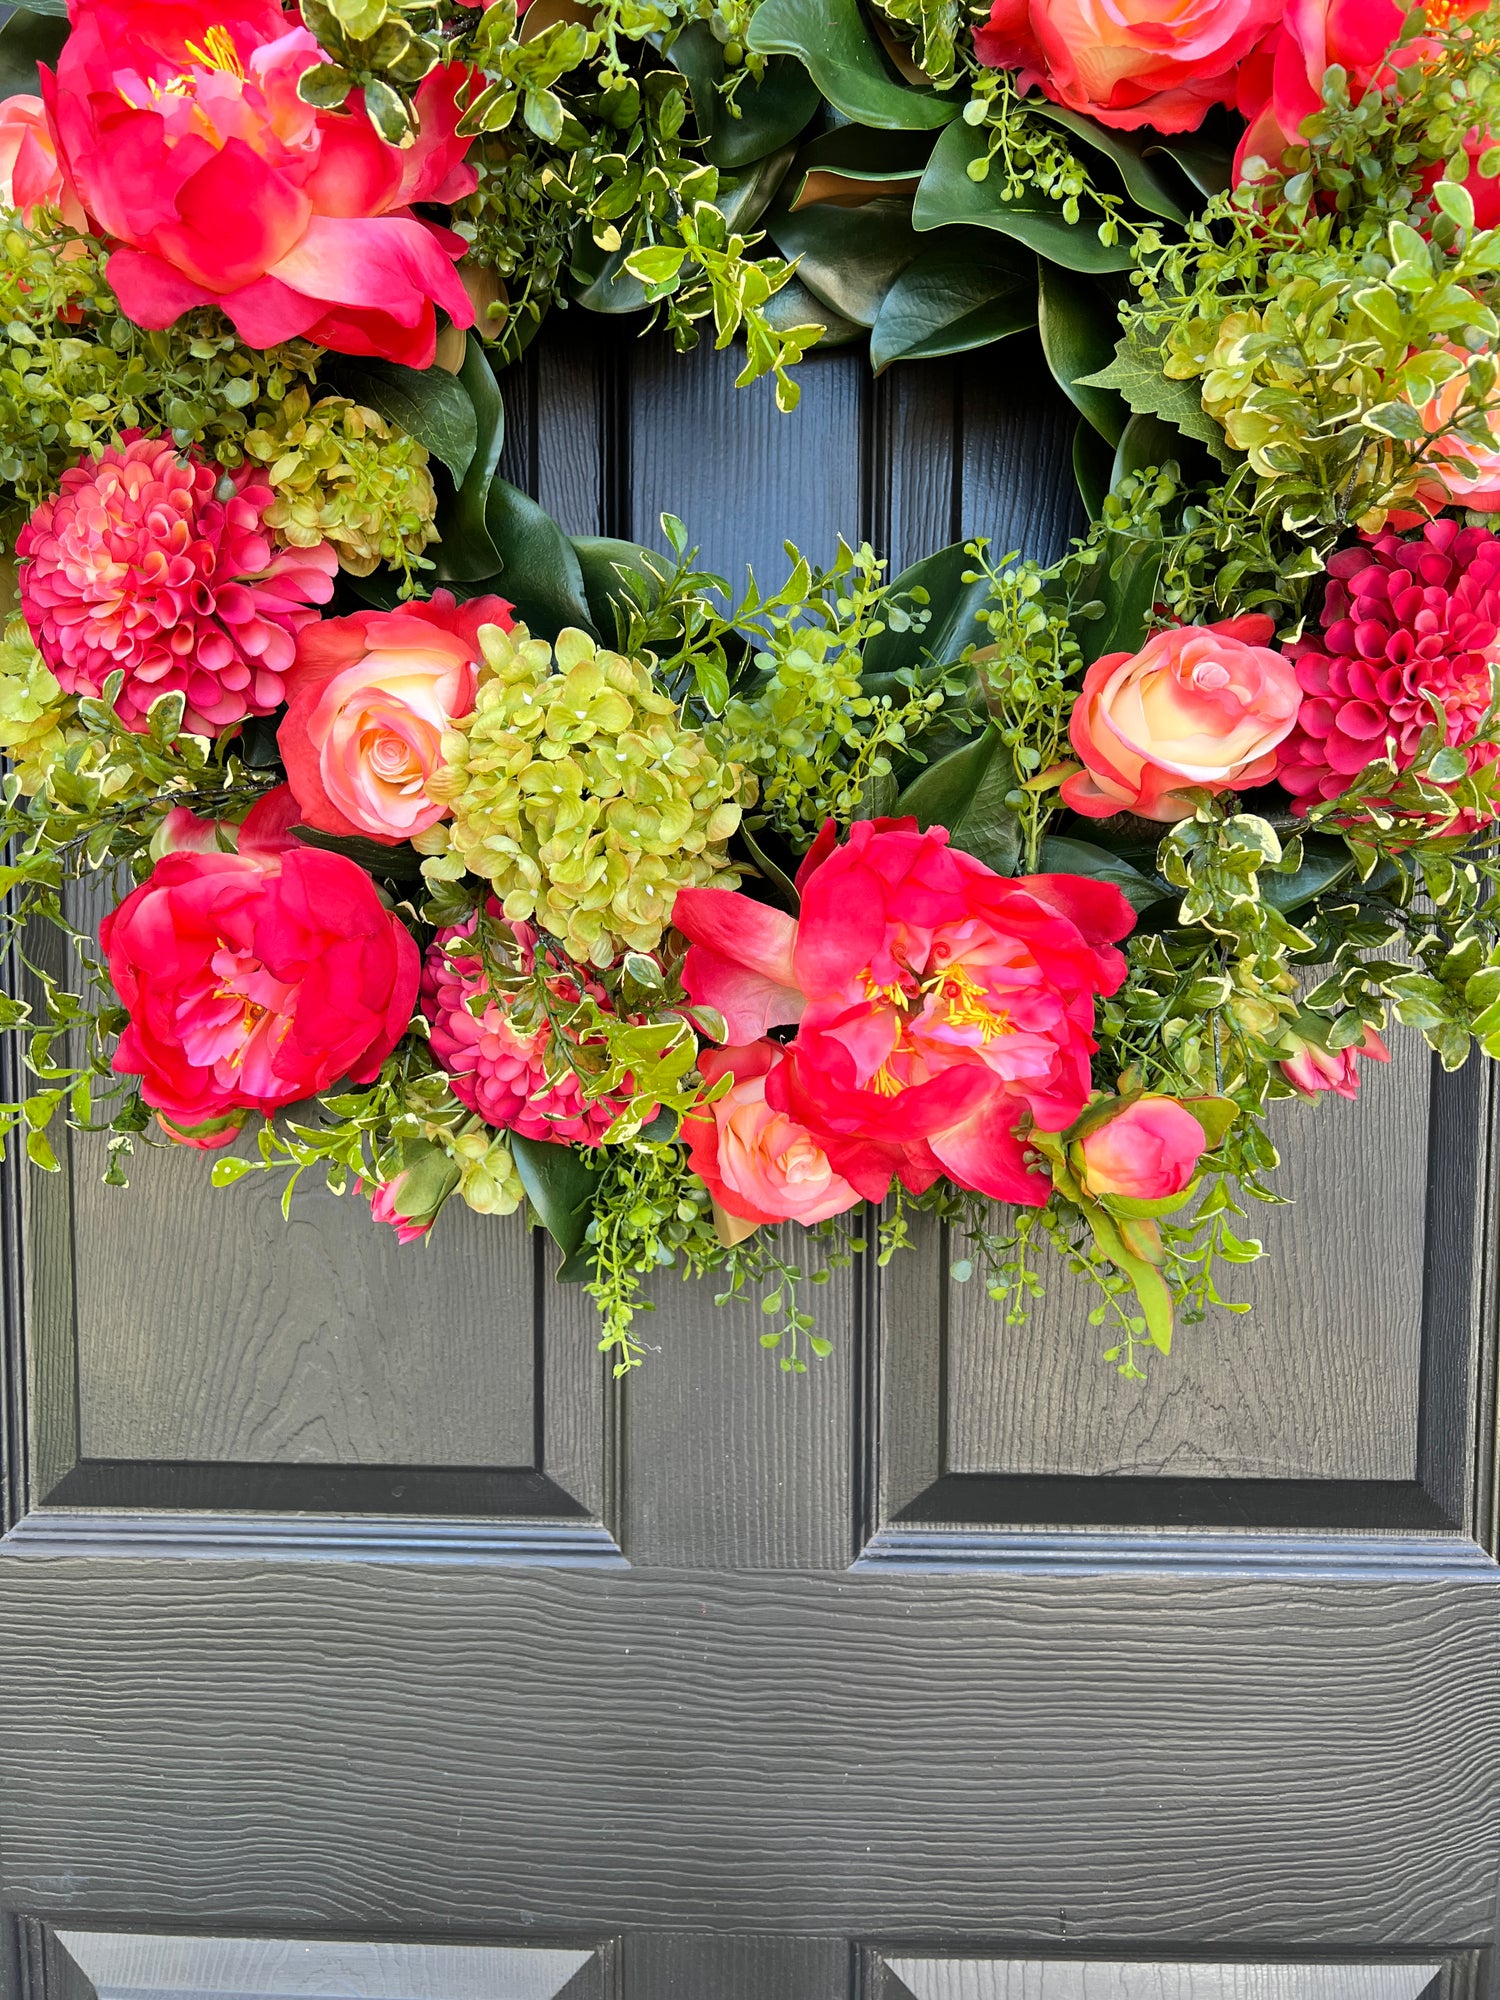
left=870, top=1956, right=1472, bottom=2000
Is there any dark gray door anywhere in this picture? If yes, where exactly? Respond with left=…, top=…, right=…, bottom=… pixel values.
left=2, top=322, right=1497, bottom=2000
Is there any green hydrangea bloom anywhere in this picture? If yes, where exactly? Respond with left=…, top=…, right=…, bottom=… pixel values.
left=0, top=613, right=74, bottom=794
left=242, top=387, right=439, bottom=581
left=423, top=622, right=751, bottom=967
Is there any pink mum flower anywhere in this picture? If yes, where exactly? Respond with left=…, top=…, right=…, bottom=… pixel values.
left=17, top=432, right=337, bottom=736
left=422, top=910, right=636, bottom=1146
left=1274, top=520, right=1500, bottom=825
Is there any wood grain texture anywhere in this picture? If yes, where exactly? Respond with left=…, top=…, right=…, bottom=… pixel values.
left=878, top=1963, right=1447, bottom=2000
left=52, top=1933, right=597, bottom=2000
left=69, top=1141, right=536, bottom=1472
left=957, top=341, right=1084, bottom=564
left=0, top=1562, right=1494, bottom=1943
left=623, top=1934, right=850, bottom=1998
left=943, top=1026, right=1434, bottom=1484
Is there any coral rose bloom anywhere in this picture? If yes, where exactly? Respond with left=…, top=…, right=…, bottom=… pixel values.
left=102, top=787, right=419, bottom=1145
left=278, top=592, right=514, bottom=844
left=674, top=820, right=1134, bottom=1207
left=974, top=0, right=1279, bottom=132
left=683, top=1041, right=862, bottom=1233
left=42, top=0, right=477, bottom=366
left=1062, top=615, right=1301, bottom=822
left=1078, top=1095, right=1208, bottom=1200
left=0, top=95, right=87, bottom=227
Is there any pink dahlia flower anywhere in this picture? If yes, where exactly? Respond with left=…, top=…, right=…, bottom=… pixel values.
left=40, top=0, right=477, bottom=367
left=1274, top=520, right=1500, bottom=823
left=17, top=432, right=337, bottom=737
left=422, top=911, right=635, bottom=1147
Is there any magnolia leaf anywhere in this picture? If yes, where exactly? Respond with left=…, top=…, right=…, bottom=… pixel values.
left=1259, top=839, right=1354, bottom=913
left=787, top=122, right=939, bottom=207
left=1037, top=836, right=1164, bottom=912
left=894, top=723, right=1021, bottom=875
left=511, top=1132, right=600, bottom=1277
left=717, top=145, right=801, bottom=235
left=747, top=0, right=960, bottom=130
left=1037, top=261, right=1129, bottom=446
left=325, top=355, right=478, bottom=483
left=869, top=233, right=1036, bottom=370
left=1110, top=410, right=1190, bottom=491
left=0, top=6, right=67, bottom=97
left=430, top=334, right=507, bottom=580
left=1073, top=419, right=1114, bottom=520
left=766, top=194, right=921, bottom=327
left=292, top=825, right=426, bottom=879
left=739, top=823, right=801, bottom=910
left=1028, top=102, right=1190, bottom=223
left=668, top=20, right=820, bottom=168
left=482, top=479, right=595, bottom=639
left=913, top=121, right=1135, bottom=273
left=1144, top=135, right=1232, bottom=198
left=571, top=536, right=665, bottom=639
left=756, top=272, right=866, bottom=346
left=1078, top=331, right=1234, bottom=465
left=862, top=539, right=993, bottom=679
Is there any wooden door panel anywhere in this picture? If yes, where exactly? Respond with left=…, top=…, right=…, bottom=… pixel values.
left=874, top=1961, right=1468, bottom=2000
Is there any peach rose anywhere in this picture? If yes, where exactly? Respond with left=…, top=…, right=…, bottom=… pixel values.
left=1077, top=1096, right=1208, bottom=1200
left=1281, top=1025, right=1390, bottom=1099
left=683, top=1041, right=862, bottom=1237
left=1398, top=359, right=1500, bottom=519
left=1061, top=615, right=1301, bottom=822
left=277, top=591, right=513, bottom=845
left=0, top=95, right=86, bottom=228
left=975, top=0, right=1280, bottom=133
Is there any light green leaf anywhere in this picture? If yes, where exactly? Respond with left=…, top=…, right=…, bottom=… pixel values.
left=1078, top=330, right=1234, bottom=465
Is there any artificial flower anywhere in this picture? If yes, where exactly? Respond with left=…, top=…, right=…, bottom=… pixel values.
left=1274, top=520, right=1500, bottom=818
left=102, top=786, right=419, bottom=1145
left=674, top=819, right=1135, bottom=1207
left=278, top=593, right=513, bottom=844
left=0, top=94, right=86, bottom=227
left=422, top=909, right=636, bottom=1145
left=974, top=0, right=1279, bottom=132
left=1280, top=1025, right=1391, bottom=1099
left=1061, top=616, right=1301, bottom=822
left=1076, top=1095, right=1210, bottom=1200
left=682, top=1041, right=862, bottom=1235
left=42, top=0, right=477, bottom=366
left=1400, top=358, right=1500, bottom=518
left=17, top=431, right=337, bottom=736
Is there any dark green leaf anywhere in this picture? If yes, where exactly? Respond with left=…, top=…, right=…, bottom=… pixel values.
left=746, top=0, right=960, bottom=130
left=862, top=539, right=992, bottom=679
left=1077, top=530, right=1162, bottom=665
left=757, top=272, right=865, bottom=346
left=766, top=193, right=921, bottom=326
left=669, top=21, right=821, bottom=168
left=568, top=230, right=652, bottom=314
left=1028, top=103, right=1190, bottom=223
left=292, top=826, right=426, bottom=880
left=716, top=144, right=799, bottom=234
left=1260, top=840, right=1355, bottom=913
left=739, top=823, right=801, bottom=909
left=571, top=535, right=666, bottom=639
left=0, top=7, right=67, bottom=99
left=869, top=233, right=1036, bottom=371
left=895, top=723, right=1020, bottom=874
left=787, top=121, right=938, bottom=205
left=432, top=334, right=506, bottom=581
left=1078, top=330, right=1233, bottom=464
left=1145, top=135, right=1233, bottom=198
left=1072, top=419, right=1114, bottom=520
left=510, top=1132, right=600, bottom=1276
left=324, top=356, right=478, bottom=483
left=1110, top=410, right=1187, bottom=489
left=1037, top=260, right=1128, bottom=445
left=913, top=121, right=1135, bottom=272
left=484, top=479, right=596, bottom=640
left=1038, top=836, right=1163, bottom=912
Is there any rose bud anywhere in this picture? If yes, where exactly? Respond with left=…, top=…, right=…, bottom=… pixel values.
left=1076, top=1096, right=1211, bottom=1203
left=1280, top=1026, right=1391, bottom=1101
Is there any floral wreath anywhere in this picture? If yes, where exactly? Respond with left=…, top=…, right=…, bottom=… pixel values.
left=1, top=0, right=1498, bottom=1380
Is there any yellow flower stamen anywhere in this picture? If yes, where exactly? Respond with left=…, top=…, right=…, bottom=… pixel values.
left=184, top=25, right=246, bottom=79
left=924, top=964, right=1014, bottom=1043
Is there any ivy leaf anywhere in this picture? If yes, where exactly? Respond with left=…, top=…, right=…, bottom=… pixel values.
left=483, top=479, right=596, bottom=640
left=0, top=6, right=67, bottom=96
left=894, top=723, right=1021, bottom=874
left=668, top=21, right=820, bottom=168
left=1039, top=836, right=1164, bottom=912
left=766, top=193, right=921, bottom=327
left=324, top=355, right=478, bottom=483
left=862, top=539, right=993, bottom=680
left=1077, top=330, right=1234, bottom=464
left=746, top=0, right=960, bottom=131
left=432, top=333, right=507, bottom=581
left=510, top=1133, right=600, bottom=1278
left=913, top=121, right=1135, bottom=273
left=869, top=234, right=1036, bottom=371
left=1037, top=260, right=1129, bottom=446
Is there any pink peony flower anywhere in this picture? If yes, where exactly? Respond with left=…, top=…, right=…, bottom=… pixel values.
left=422, top=910, right=636, bottom=1146
left=278, top=592, right=514, bottom=845
left=1281, top=1024, right=1391, bottom=1099
left=41, top=0, right=477, bottom=366
left=682, top=1040, right=862, bottom=1235
left=101, top=786, right=419, bottom=1145
left=673, top=819, right=1135, bottom=1208
left=17, top=431, right=337, bottom=736
left=974, top=0, right=1279, bottom=132
left=1273, top=520, right=1500, bottom=820
left=0, top=94, right=87, bottom=227
left=1077, top=1095, right=1209, bottom=1200
left=1061, top=616, right=1302, bottom=822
